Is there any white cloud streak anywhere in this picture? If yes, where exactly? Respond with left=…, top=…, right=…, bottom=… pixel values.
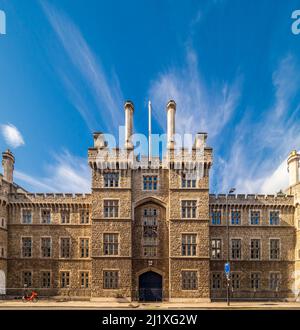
left=40, top=1, right=123, bottom=132
left=15, top=151, right=90, bottom=193
left=148, top=49, right=300, bottom=194
left=0, top=123, right=25, bottom=148
left=216, top=55, right=300, bottom=193
left=148, top=48, right=241, bottom=138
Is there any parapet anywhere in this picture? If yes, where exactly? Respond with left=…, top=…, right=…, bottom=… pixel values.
left=88, top=146, right=212, bottom=172
left=8, top=192, right=92, bottom=205
left=209, top=193, right=294, bottom=206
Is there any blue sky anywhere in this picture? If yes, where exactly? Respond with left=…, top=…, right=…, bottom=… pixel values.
left=0, top=0, right=300, bottom=193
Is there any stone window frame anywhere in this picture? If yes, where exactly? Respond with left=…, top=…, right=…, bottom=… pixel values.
left=40, top=208, right=52, bottom=224
left=230, top=209, right=241, bottom=226
left=249, top=209, right=261, bottom=226
left=230, top=237, right=242, bottom=260
left=40, top=270, right=52, bottom=288
left=0, top=243, right=6, bottom=258
left=210, top=209, right=222, bottom=225
left=210, top=237, right=222, bottom=260
left=142, top=207, right=159, bottom=258
left=142, top=173, right=159, bottom=191
left=269, top=271, right=281, bottom=291
left=142, top=207, right=159, bottom=219
left=103, top=269, right=120, bottom=290
left=59, top=236, right=72, bottom=259
left=103, top=198, right=120, bottom=218
left=181, top=269, right=199, bottom=291
left=231, top=271, right=242, bottom=290
left=103, top=171, right=120, bottom=188
left=0, top=217, right=6, bottom=228
left=21, top=235, right=33, bottom=258
left=269, top=237, right=281, bottom=261
left=181, top=172, right=197, bottom=189
left=22, top=269, right=33, bottom=288
left=60, top=271, right=71, bottom=288
left=79, top=270, right=90, bottom=288
left=250, top=271, right=261, bottom=290
left=180, top=199, right=198, bottom=219
left=21, top=208, right=33, bottom=225
left=79, top=209, right=90, bottom=224
left=40, top=236, right=52, bottom=258
left=60, top=209, right=71, bottom=224
left=103, top=232, right=119, bottom=256
left=143, top=246, right=158, bottom=258
left=211, top=272, right=222, bottom=290
left=79, top=237, right=90, bottom=258
left=249, top=238, right=261, bottom=260
left=269, top=209, right=281, bottom=226
left=181, top=233, right=198, bottom=257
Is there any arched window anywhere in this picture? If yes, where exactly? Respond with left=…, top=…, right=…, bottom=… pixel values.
left=142, top=207, right=158, bottom=257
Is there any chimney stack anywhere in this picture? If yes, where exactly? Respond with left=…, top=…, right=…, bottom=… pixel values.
left=2, top=149, right=15, bottom=183
left=124, top=101, right=134, bottom=150
left=287, top=150, right=300, bottom=187
left=93, top=132, right=106, bottom=149
left=166, top=100, right=176, bottom=149
left=194, top=132, right=207, bottom=150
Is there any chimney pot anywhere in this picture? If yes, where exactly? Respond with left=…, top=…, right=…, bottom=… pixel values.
left=287, top=150, right=300, bottom=187
left=124, top=101, right=134, bottom=149
left=166, top=100, right=176, bottom=149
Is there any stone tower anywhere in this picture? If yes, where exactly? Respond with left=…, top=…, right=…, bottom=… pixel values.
left=0, top=151, right=12, bottom=294
left=88, top=101, right=134, bottom=300
left=2, top=149, right=14, bottom=184
left=286, top=150, right=300, bottom=299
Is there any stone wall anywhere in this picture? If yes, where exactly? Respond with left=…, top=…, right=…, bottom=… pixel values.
left=209, top=195, right=296, bottom=300
left=0, top=178, right=9, bottom=294
left=5, top=199, right=91, bottom=297
left=90, top=167, right=132, bottom=299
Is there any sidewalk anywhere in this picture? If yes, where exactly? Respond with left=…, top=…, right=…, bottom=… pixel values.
left=1, top=300, right=300, bottom=309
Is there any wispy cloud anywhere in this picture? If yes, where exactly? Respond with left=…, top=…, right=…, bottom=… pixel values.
left=14, top=171, right=55, bottom=192
left=0, top=123, right=25, bottom=148
left=15, top=150, right=90, bottom=193
left=148, top=47, right=300, bottom=194
left=40, top=1, right=123, bottom=132
left=148, top=48, right=242, bottom=138
left=216, top=54, right=300, bottom=193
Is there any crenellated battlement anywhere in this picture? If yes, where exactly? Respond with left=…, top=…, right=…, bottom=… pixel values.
left=88, top=145, right=212, bottom=172
left=209, top=193, right=294, bottom=206
left=8, top=192, right=92, bottom=205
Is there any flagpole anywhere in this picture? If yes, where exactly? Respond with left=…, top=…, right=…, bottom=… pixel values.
left=148, top=100, right=152, bottom=164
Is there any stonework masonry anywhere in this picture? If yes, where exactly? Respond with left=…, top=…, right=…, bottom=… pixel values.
left=0, top=100, right=300, bottom=302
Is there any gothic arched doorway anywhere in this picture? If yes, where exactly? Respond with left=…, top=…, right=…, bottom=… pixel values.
left=139, top=271, right=162, bottom=301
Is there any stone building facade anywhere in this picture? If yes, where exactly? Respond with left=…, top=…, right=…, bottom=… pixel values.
left=0, top=100, right=299, bottom=302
